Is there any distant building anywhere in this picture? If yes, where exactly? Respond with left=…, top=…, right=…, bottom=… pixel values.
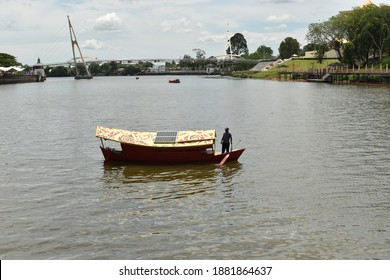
left=206, top=63, right=216, bottom=74
left=303, top=50, right=338, bottom=59
left=120, top=60, right=138, bottom=65
left=150, top=62, right=166, bottom=72
left=339, top=0, right=376, bottom=13
left=32, top=58, right=46, bottom=81
left=324, top=50, right=338, bottom=59
left=304, top=51, right=317, bottom=58
left=359, top=0, right=375, bottom=8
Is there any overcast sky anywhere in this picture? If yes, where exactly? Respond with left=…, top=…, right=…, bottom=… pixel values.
left=1, top=0, right=389, bottom=65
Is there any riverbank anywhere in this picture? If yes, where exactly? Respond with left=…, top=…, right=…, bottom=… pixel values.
left=232, top=58, right=390, bottom=85
left=232, top=58, right=339, bottom=79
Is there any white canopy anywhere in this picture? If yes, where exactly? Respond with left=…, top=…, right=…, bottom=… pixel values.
left=0, top=66, right=25, bottom=72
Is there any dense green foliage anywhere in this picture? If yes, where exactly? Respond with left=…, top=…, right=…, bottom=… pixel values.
left=193, top=48, right=206, bottom=60
left=48, top=66, right=69, bottom=77
left=278, top=37, right=301, bottom=59
left=227, top=33, right=249, bottom=55
left=243, top=45, right=274, bottom=60
left=306, top=3, right=390, bottom=66
left=0, top=53, right=20, bottom=67
left=45, top=61, right=152, bottom=77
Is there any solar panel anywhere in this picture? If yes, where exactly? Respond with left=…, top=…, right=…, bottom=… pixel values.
left=154, top=131, right=178, bottom=143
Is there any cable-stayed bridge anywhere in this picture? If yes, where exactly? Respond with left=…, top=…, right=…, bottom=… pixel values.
left=43, top=53, right=262, bottom=68
left=42, top=17, right=266, bottom=77
left=44, top=57, right=184, bottom=67
left=44, top=17, right=250, bottom=68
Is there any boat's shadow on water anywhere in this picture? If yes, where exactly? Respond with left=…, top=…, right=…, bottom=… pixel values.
left=99, top=162, right=243, bottom=200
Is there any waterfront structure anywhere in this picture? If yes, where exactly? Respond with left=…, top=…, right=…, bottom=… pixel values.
left=32, top=58, right=46, bottom=81
left=0, top=58, right=45, bottom=84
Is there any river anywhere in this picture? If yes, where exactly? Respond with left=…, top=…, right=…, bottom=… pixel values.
left=1, top=76, right=389, bottom=259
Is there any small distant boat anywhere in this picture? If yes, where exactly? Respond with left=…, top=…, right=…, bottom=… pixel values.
left=96, top=126, right=245, bottom=164
left=169, top=78, right=180, bottom=83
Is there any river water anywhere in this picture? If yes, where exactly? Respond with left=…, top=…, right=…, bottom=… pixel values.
left=1, top=76, right=389, bottom=259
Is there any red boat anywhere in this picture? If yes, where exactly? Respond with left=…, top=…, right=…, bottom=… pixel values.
left=96, top=126, right=245, bottom=164
left=169, top=78, right=180, bottom=83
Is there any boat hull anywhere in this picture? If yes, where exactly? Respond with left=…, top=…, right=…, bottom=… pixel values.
left=100, top=144, right=245, bottom=164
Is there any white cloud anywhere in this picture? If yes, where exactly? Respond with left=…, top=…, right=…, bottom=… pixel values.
left=278, top=24, right=288, bottom=29
left=81, top=39, right=106, bottom=50
left=266, top=14, right=294, bottom=22
left=264, top=23, right=288, bottom=31
left=93, top=12, right=123, bottom=31
left=198, top=31, right=226, bottom=43
left=160, top=17, right=192, bottom=33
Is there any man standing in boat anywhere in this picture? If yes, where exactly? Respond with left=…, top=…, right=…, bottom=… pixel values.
left=221, top=127, right=232, bottom=154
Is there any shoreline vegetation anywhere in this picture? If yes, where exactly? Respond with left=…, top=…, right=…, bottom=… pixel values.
left=2, top=54, right=389, bottom=86
left=2, top=57, right=389, bottom=86
left=232, top=58, right=339, bottom=80
left=231, top=57, right=390, bottom=85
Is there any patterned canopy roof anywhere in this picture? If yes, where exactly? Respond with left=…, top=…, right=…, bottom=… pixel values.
left=96, top=126, right=216, bottom=147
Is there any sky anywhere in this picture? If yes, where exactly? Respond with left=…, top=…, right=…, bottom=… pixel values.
left=1, top=0, right=390, bottom=65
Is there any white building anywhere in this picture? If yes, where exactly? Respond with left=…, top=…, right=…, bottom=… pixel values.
left=32, top=58, right=46, bottom=81
left=150, top=62, right=166, bottom=72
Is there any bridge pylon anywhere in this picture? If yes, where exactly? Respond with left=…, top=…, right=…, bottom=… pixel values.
left=67, top=15, right=93, bottom=79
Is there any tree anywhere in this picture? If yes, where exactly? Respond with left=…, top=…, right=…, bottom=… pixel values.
left=227, top=33, right=249, bottom=55
left=89, top=62, right=100, bottom=76
left=306, top=13, right=350, bottom=61
left=179, top=55, right=194, bottom=69
left=278, top=37, right=300, bottom=59
left=48, top=66, right=69, bottom=77
left=165, top=60, right=177, bottom=69
left=302, top=43, right=317, bottom=53
left=255, top=45, right=273, bottom=58
left=342, top=42, right=356, bottom=67
left=99, top=63, right=112, bottom=76
left=192, top=48, right=206, bottom=60
left=138, top=61, right=153, bottom=69
left=306, top=3, right=390, bottom=66
left=243, top=45, right=274, bottom=60
left=357, top=5, right=390, bottom=60
left=125, top=65, right=141, bottom=76
left=0, top=53, right=20, bottom=66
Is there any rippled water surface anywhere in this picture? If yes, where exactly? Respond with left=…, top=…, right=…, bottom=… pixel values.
left=1, top=76, right=390, bottom=259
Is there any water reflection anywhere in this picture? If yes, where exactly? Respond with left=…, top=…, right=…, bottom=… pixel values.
left=100, top=162, right=243, bottom=201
